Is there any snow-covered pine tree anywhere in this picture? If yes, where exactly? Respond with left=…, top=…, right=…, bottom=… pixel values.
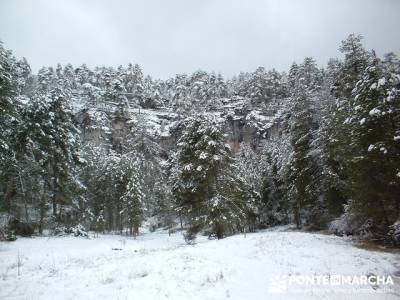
left=127, top=113, right=164, bottom=217
left=246, top=67, right=268, bottom=107
left=189, top=70, right=210, bottom=110
left=0, top=42, right=19, bottom=166
left=346, top=54, right=400, bottom=240
left=171, top=74, right=191, bottom=115
left=260, top=143, right=290, bottom=227
left=215, top=73, right=228, bottom=99
left=62, top=64, right=77, bottom=91
left=125, top=63, right=144, bottom=106
left=286, top=57, right=323, bottom=228
left=235, top=143, right=262, bottom=230
left=26, top=86, right=83, bottom=222
left=322, top=35, right=372, bottom=217
left=170, top=115, right=250, bottom=241
left=79, top=145, right=107, bottom=232
left=120, top=159, right=144, bottom=237
left=0, top=42, right=27, bottom=221
left=337, top=34, right=370, bottom=99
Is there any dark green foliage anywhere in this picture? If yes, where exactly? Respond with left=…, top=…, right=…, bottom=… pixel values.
left=8, top=219, right=35, bottom=236
left=322, top=34, right=371, bottom=220
left=324, top=35, right=400, bottom=242
left=24, top=89, right=83, bottom=221
left=171, top=116, right=252, bottom=241
left=345, top=57, right=400, bottom=238
left=81, top=146, right=146, bottom=235
left=286, top=57, right=324, bottom=229
left=260, top=163, right=288, bottom=227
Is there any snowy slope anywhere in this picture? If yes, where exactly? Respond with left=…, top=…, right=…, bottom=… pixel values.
left=0, top=229, right=399, bottom=300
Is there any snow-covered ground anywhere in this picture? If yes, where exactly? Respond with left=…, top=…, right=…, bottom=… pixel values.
left=1, top=228, right=399, bottom=300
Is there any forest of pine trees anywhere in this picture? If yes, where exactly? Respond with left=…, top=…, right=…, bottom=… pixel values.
left=1, top=34, right=399, bottom=245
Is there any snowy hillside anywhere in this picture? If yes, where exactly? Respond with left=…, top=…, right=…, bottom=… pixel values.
left=1, top=229, right=399, bottom=300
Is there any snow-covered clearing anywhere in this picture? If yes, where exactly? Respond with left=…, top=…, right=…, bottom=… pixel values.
left=1, top=229, right=399, bottom=300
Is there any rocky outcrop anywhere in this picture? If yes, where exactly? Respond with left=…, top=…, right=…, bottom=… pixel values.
left=74, top=98, right=288, bottom=155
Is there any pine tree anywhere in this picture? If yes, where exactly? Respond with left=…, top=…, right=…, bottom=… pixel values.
left=0, top=41, right=18, bottom=166
left=322, top=34, right=372, bottom=222
left=246, top=67, right=268, bottom=106
left=0, top=42, right=23, bottom=217
left=235, top=143, right=262, bottom=230
left=346, top=55, right=400, bottom=239
left=189, top=70, right=210, bottom=109
left=172, top=74, right=191, bottom=115
left=128, top=113, right=164, bottom=216
left=24, top=87, right=83, bottom=223
left=120, top=162, right=144, bottom=237
left=79, top=145, right=106, bottom=232
left=337, top=34, right=370, bottom=99
left=125, top=63, right=144, bottom=106
left=170, top=116, right=250, bottom=241
left=287, top=57, right=323, bottom=228
left=260, top=148, right=289, bottom=227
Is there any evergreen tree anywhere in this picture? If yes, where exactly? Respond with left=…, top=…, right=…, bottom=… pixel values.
left=246, top=67, right=268, bottom=106
left=120, top=161, right=145, bottom=237
left=287, top=57, right=323, bottom=228
left=25, top=87, right=83, bottom=222
left=128, top=114, right=164, bottom=216
left=0, top=41, right=18, bottom=166
left=0, top=42, right=23, bottom=217
left=172, top=74, right=191, bottom=115
left=170, top=116, right=250, bottom=241
left=346, top=55, right=400, bottom=239
left=323, top=34, right=372, bottom=221
left=260, top=147, right=289, bottom=227
left=235, top=143, right=262, bottom=230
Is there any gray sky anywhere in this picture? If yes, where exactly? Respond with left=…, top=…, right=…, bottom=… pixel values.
left=1, top=0, right=399, bottom=79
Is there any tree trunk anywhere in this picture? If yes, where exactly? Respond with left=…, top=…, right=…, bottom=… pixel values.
left=52, top=176, right=58, bottom=218
left=18, top=172, right=29, bottom=223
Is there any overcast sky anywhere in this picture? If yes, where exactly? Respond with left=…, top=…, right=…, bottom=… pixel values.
left=1, top=0, right=399, bottom=79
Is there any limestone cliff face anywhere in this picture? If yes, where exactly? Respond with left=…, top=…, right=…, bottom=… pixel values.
left=75, top=99, right=288, bottom=155
left=111, top=113, right=133, bottom=152
left=222, top=106, right=287, bottom=153
left=75, top=108, right=111, bottom=147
